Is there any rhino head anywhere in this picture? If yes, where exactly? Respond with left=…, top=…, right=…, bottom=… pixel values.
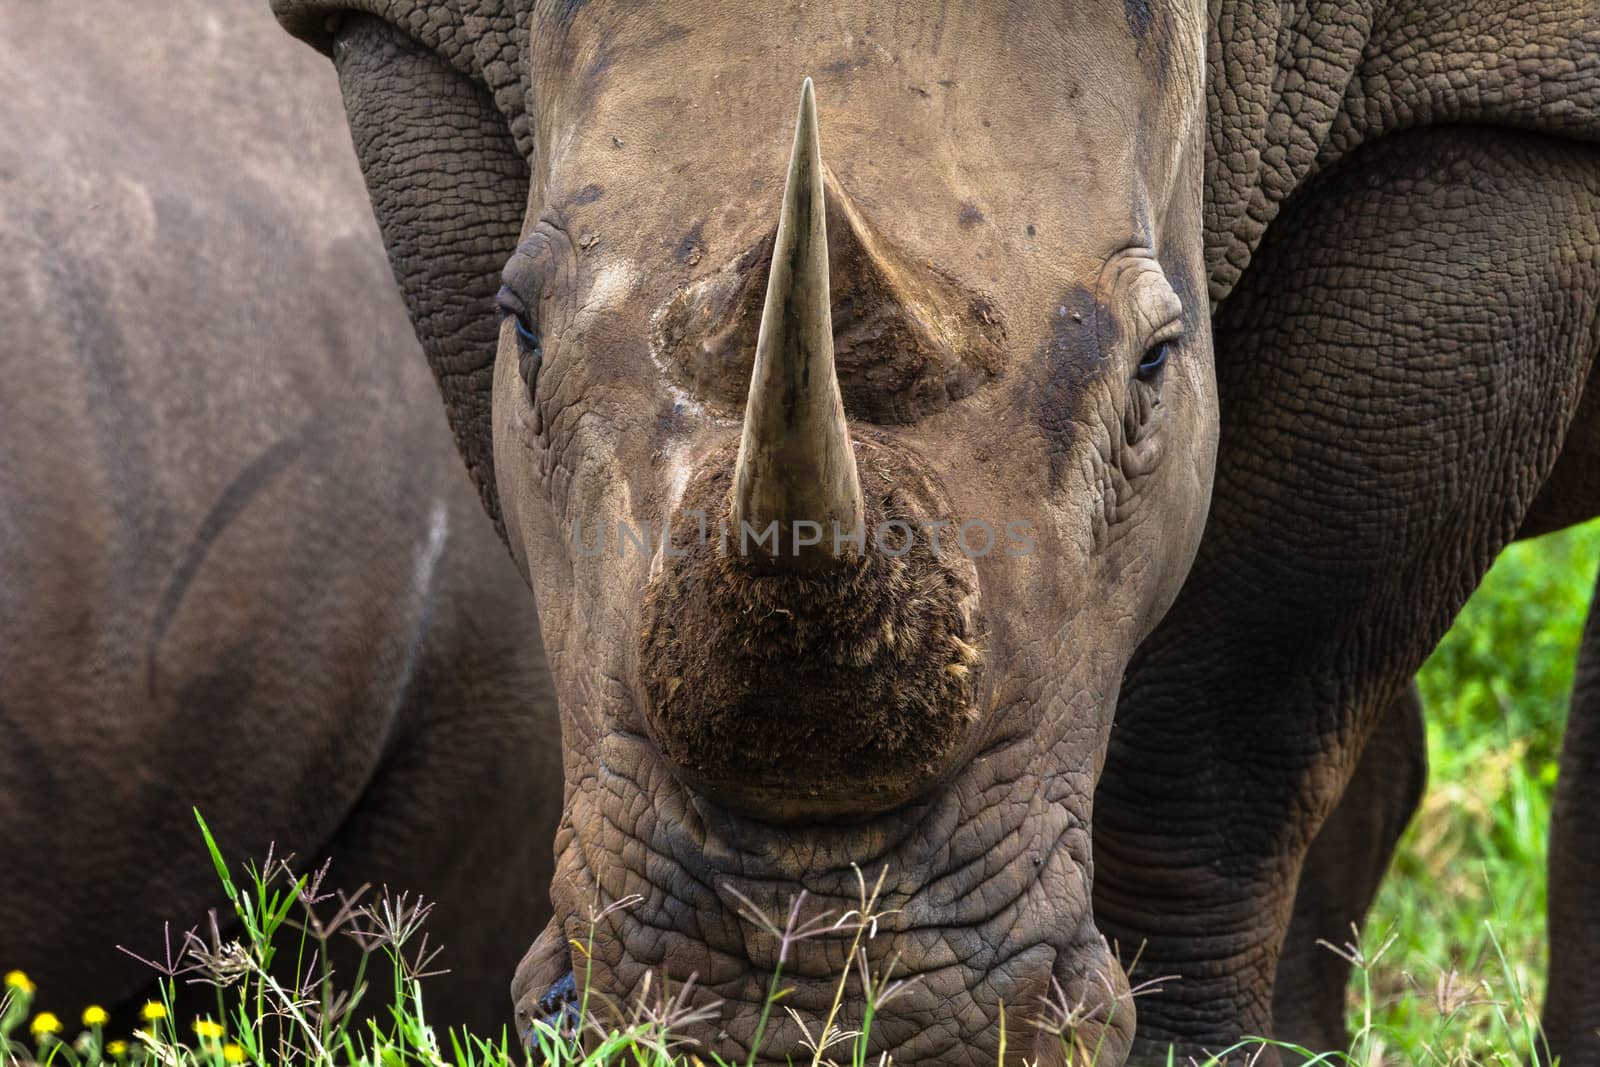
left=281, top=2, right=1215, bottom=1062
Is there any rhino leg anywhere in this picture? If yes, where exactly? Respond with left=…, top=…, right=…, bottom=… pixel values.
left=1272, top=684, right=1426, bottom=1054
left=1094, top=124, right=1600, bottom=1064
left=1547, top=565, right=1600, bottom=1064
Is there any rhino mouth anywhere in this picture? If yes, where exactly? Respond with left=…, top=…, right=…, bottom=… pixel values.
left=512, top=721, right=1135, bottom=1066
left=525, top=947, right=1132, bottom=1065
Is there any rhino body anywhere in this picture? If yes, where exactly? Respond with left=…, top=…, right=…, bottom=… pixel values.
left=0, top=0, right=560, bottom=1031
left=267, top=1, right=1600, bottom=1063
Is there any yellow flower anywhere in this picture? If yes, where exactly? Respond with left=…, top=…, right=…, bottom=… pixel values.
left=106, top=1040, right=130, bottom=1057
left=222, top=1042, right=246, bottom=1064
left=82, top=1005, right=110, bottom=1027
left=140, top=1001, right=167, bottom=1022
left=193, top=1019, right=226, bottom=1040
left=30, top=1011, right=63, bottom=1037
left=3, top=970, right=34, bottom=994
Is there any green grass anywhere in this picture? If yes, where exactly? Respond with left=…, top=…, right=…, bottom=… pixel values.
left=1349, top=515, right=1599, bottom=1062
left=4, top=520, right=1596, bottom=1067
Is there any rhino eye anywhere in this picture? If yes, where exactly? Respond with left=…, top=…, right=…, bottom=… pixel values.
left=496, top=285, right=539, bottom=349
left=512, top=314, right=542, bottom=392
left=1136, top=340, right=1170, bottom=382
left=495, top=284, right=543, bottom=410
left=512, top=313, right=540, bottom=351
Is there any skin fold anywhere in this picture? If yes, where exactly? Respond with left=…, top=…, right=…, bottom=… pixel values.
left=269, top=0, right=1600, bottom=1062
left=0, top=1, right=561, bottom=1032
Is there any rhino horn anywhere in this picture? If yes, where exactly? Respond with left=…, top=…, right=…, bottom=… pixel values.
left=731, top=78, right=864, bottom=570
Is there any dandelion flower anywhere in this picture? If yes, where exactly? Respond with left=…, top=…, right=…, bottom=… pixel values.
left=3, top=970, right=34, bottom=994
left=193, top=1019, right=225, bottom=1040
left=30, top=1011, right=62, bottom=1038
left=223, top=1042, right=246, bottom=1064
left=140, top=1001, right=167, bottom=1022
left=106, top=1040, right=129, bottom=1057
left=82, top=1005, right=109, bottom=1027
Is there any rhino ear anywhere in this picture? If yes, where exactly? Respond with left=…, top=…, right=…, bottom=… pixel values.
left=321, top=13, right=528, bottom=537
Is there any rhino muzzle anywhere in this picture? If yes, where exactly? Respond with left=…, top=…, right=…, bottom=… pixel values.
left=636, top=81, right=986, bottom=822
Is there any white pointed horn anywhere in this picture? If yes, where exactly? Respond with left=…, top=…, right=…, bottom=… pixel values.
left=731, top=78, right=864, bottom=571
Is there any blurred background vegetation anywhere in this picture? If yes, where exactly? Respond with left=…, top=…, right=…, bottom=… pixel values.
left=1358, top=516, right=1599, bottom=1058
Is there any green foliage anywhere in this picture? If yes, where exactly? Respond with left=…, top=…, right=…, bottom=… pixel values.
left=1418, top=520, right=1598, bottom=767
left=1357, top=516, right=1599, bottom=1057
left=1187, top=923, right=1555, bottom=1065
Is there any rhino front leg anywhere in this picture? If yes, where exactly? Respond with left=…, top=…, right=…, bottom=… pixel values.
left=1547, top=564, right=1600, bottom=1065
left=1094, top=124, right=1600, bottom=1064
left=1272, top=683, right=1427, bottom=1054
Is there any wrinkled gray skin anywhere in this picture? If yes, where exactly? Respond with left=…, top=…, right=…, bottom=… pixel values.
left=0, top=1, right=560, bottom=1032
left=271, top=0, right=1600, bottom=1063
left=1271, top=684, right=1427, bottom=1052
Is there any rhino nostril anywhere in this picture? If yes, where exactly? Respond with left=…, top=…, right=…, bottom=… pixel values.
left=513, top=918, right=581, bottom=1049
left=525, top=969, right=579, bottom=1046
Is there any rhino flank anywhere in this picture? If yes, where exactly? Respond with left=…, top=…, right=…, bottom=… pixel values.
left=271, top=1, right=1600, bottom=1063
left=0, top=0, right=561, bottom=1032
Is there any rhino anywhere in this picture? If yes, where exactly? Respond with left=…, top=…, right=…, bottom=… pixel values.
left=0, top=0, right=561, bottom=1033
left=269, top=0, right=1600, bottom=1063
